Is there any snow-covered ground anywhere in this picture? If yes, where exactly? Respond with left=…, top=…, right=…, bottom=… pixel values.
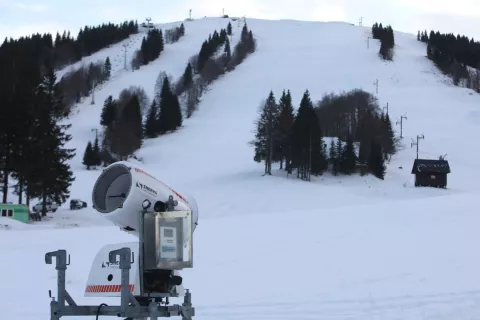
left=2, top=17, right=480, bottom=320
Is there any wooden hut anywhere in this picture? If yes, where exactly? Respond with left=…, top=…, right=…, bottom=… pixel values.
left=411, top=159, right=451, bottom=188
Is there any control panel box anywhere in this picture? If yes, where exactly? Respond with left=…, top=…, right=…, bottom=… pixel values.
left=142, top=210, right=193, bottom=271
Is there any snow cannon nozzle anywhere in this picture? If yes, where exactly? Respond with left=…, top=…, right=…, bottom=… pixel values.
left=91, top=161, right=198, bottom=237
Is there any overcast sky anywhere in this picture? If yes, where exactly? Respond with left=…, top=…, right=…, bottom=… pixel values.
left=1, top=0, right=480, bottom=41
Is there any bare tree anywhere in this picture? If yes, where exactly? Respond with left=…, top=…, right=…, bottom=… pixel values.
left=117, top=86, right=150, bottom=115
left=57, top=60, right=107, bottom=114
left=154, top=71, right=174, bottom=103
left=467, top=68, right=480, bottom=92
left=165, top=26, right=183, bottom=44
left=87, top=61, right=105, bottom=86
left=131, top=50, right=143, bottom=70
left=449, top=61, right=468, bottom=86
left=315, top=89, right=381, bottom=141
left=186, top=79, right=202, bottom=118
left=228, top=33, right=256, bottom=69
left=131, top=87, right=149, bottom=114
left=473, top=69, right=480, bottom=93
left=189, top=54, right=199, bottom=74
left=200, top=57, right=224, bottom=83
left=99, top=133, right=116, bottom=165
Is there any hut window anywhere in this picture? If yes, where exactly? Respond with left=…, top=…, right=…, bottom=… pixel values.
left=1, top=209, right=6, bottom=217
left=7, top=209, right=13, bottom=217
left=430, top=174, right=436, bottom=179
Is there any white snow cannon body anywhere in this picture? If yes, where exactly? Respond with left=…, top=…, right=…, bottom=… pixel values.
left=85, top=161, right=198, bottom=299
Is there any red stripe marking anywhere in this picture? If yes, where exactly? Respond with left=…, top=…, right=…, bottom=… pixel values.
left=85, top=284, right=134, bottom=293
left=134, top=168, right=189, bottom=205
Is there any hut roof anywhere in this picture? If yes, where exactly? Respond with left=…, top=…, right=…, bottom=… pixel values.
left=411, top=159, right=451, bottom=174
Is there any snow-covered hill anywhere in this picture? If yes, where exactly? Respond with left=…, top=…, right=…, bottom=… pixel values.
left=3, top=17, right=480, bottom=320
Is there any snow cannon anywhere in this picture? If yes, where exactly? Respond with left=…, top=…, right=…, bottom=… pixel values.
left=43, top=161, right=197, bottom=320
left=91, top=160, right=198, bottom=236
left=81, top=161, right=198, bottom=299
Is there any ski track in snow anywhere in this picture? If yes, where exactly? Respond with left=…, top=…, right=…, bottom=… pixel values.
left=2, top=17, right=480, bottom=320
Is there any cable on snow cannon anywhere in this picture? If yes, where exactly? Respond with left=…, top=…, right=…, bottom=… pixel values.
left=44, top=161, right=198, bottom=320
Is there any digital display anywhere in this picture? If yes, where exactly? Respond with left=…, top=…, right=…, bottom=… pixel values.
left=164, top=228, right=174, bottom=237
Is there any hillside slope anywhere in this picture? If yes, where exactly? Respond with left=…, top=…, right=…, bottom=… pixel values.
left=128, top=18, right=480, bottom=215
left=62, top=17, right=245, bottom=201
left=3, top=17, right=480, bottom=320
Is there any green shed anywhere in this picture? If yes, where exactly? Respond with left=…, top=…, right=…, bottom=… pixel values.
left=0, top=204, right=30, bottom=224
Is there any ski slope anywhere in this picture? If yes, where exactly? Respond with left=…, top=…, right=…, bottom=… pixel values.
left=3, top=17, right=480, bottom=320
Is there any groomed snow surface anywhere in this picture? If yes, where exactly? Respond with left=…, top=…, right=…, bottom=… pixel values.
left=2, top=17, right=480, bottom=320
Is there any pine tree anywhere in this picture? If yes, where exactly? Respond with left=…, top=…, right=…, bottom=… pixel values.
left=334, top=138, right=343, bottom=174
left=182, top=63, right=193, bottom=89
left=140, top=37, right=148, bottom=64
left=197, top=40, right=206, bottom=70
left=154, top=71, right=170, bottom=103
left=126, top=94, right=143, bottom=147
left=37, top=67, right=66, bottom=119
left=34, top=69, right=76, bottom=215
left=277, top=90, right=294, bottom=171
left=11, top=98, right=41, bottom=204
left=247, top=30, right=255, bottom=52
left=224, top=37, right=231, bottom=60
left=140, top=28, right=165, bottom=65
left=251, top=91, right=280, bottom=175
left=417, top=30, right=420, bottom=41
left=329, top=139, right=338, bottom=175
left=379, top=41, right=391, bottom=60
left=368, top=140, right=386, bottom=179
left=155, top=28, right=165, bottom=56
left=291, top=90, right=327, bottom=180
left=219, top=28, right=227, bottom=43
left=110, top=94, right=143, bottom=158
left=104, top=56, right=112, bottom=80
left=171, top=93, right=183, bottom=130
left=157, top=77, right=177, bottom=133
left=328, top=140, right=336, bottom=164
left=227, top=22, right=232, bottom=35
left=358, top=137, right=368, bottom=165
left=92, top=136, right=101, bottom=166
left=179, top=23, right=185, bottom=36
left=357, top=110, right=373, bottom=164
left=389, top=26, right=395, bottom=46
left=241, top=23, right=248, bottom=41
left=100, top=95, right=116, bottom=127
left=310, top=105, right=327, bottom=176
left=291, top=92, right=310, bottom=179
left=144, top=100, right=158, bottom=138
left=93, top=137, right=102, bottom=166
left=372, top=22, right=379, bottom=39
left=47, top=143, right=75, bottom=206
left=83, top=141, right=94, bottom=169
left=383, top=113, right=395, bottom=156
left=340, top=135, right=357, bottom=174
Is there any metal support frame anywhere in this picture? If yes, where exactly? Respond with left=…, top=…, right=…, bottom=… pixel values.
left=411, top=134, right=425, bottom=159
left=45, top=248, right=194, bottom=320
left=396, top=114, right=407, bottom=139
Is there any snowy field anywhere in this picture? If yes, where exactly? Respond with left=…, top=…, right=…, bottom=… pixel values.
left=2, top=17, right=480, bottom=320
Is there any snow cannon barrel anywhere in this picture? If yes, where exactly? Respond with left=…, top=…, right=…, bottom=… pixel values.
left=91, top=161, right=198, bottom=236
